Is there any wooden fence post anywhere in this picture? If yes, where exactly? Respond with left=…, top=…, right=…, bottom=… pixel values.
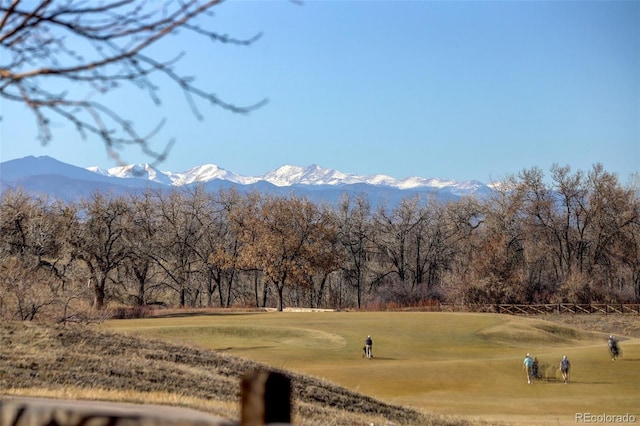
left=241, top=369, right=291, bottom=425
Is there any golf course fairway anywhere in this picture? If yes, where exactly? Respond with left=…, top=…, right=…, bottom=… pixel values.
left=102, top=311, right=640, bottom=425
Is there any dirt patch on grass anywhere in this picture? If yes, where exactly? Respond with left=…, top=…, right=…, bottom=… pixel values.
left=0, top=321, right=467, bottom=426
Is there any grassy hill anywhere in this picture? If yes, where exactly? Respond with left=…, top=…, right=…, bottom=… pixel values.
left=2, top=312, right=639, bottom=425
left=0, top=319, right=465, bottom=426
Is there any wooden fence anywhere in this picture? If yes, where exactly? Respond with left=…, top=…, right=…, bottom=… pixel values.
left=496, top=303, right=640, bottom=315
left=389, top=303, right=640, bottom=315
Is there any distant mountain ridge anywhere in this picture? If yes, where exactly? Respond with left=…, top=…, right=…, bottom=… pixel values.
left=1, top=156, right=494, bottom=205
left=89, top=161, right=489, bottom=193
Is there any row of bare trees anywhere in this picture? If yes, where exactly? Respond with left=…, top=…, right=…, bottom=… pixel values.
left=1, top=164, right=639, bottom=321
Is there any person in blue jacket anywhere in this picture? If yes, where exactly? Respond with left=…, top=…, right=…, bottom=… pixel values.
left=560, top=355, right=571, bottom=384
left=523, top=353, right=534, bottom=384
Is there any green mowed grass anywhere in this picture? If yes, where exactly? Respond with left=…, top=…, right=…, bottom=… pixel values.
left=101, top=312, right=640, bottom=425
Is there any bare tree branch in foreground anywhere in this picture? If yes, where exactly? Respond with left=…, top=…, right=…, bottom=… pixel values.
left=0, top=0, right=266, bottom=166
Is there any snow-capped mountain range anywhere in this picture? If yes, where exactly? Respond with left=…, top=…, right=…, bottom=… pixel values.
left=88, top=162, right=487, bottom=193
left=1, top=156, right=493, bottom=205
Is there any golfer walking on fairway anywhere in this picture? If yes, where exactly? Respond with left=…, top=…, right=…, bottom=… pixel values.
left=365, top=335, right=373, bottom=359
left=523, top=353, right=534, bottom=384
left=560, top=355, right=571, bottom=384
left=608, top=335, right=620, bottom=361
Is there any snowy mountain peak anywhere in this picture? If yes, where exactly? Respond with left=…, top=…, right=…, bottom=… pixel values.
left=262, top=164, right=350, bottom=186
left=101, top=163, right=173, bottom=185
left=172, top=164, right=250, bottom=186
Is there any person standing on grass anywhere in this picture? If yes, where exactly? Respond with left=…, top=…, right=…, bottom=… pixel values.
left=523, top=353, right=534, bottom=384
left=532, top=357, right=539, bottom=380
left=560, top=355, right=571, bottom=384
left=365, top=335, right=373, bottom=359
left=608, top=335, right=620, bottom=361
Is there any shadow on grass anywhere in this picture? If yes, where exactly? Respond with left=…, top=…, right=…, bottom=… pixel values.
left=216, top=345, right=276, bottom=351
left=536, top=378, right=614, bottom=385
left=155, top=312, right=266, bottom=318
left=361, top=357, right=399, bottom=361
left=569, top=380, right=614, bottom=385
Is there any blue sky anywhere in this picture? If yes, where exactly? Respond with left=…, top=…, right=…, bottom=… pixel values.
left=1, top=0, right=639, bottom=184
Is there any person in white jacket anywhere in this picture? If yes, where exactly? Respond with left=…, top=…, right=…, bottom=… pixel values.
left=523, top=353, right=534, bottom=384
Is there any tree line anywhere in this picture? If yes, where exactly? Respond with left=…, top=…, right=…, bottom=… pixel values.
left=1, top=164, right=638, bottom=322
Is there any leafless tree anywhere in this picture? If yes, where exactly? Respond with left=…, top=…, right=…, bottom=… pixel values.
left=238, top=195, right=339, bottom=311
left=337, top=194, right=373, bottom=308
left=152, top=188, right=209, bottom=307
left=116, top=190, right=165, bottom=306
left=430, top=198, right=483, bottom=295
left=581, top=164, right=639, bottom=301
left=0, top=191, right=53, bottom=319
left=228, top=191, right=268, bottom=307
left=0, top=190, right=86, bottom=320
left=372, top=197, right=424, bottom=285
left=205, top=189, right=244, bottom=307
left=68, top=192, right=131, bottom=309
left=465, top=182, right=528, bottom=304
left=299, top=203, right=342, bottom=308
left=0, top=0, right=265, bottom=165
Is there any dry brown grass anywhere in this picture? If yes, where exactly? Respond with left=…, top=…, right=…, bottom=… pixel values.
left=540, top=313, right=640, bottom=339
left=0, top=320, right=468, bottom=426
left=3, top=313, right=636, bottom=426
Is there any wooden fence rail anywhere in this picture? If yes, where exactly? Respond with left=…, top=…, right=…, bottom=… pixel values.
left=389, top=303, right=640, bottom=315
left=496, top=303, right=640, bottom=315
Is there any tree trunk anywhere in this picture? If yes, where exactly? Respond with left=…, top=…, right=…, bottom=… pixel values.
left=316, top=275, right=328, bottom=308
left=206, top=269, right=216, bottom=307
left=261, top=280, right=268, bottom=308
left=180, top=287, right=186, bottom=307
left=137, top=285, right=145, bottom=306
left=277, top=285, right=284, bottom=312
left=225, top=270, right=236, bottom=308
left=218, top=279, right=225, bottom=307
left=93, top=278, right=106, bottom=310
